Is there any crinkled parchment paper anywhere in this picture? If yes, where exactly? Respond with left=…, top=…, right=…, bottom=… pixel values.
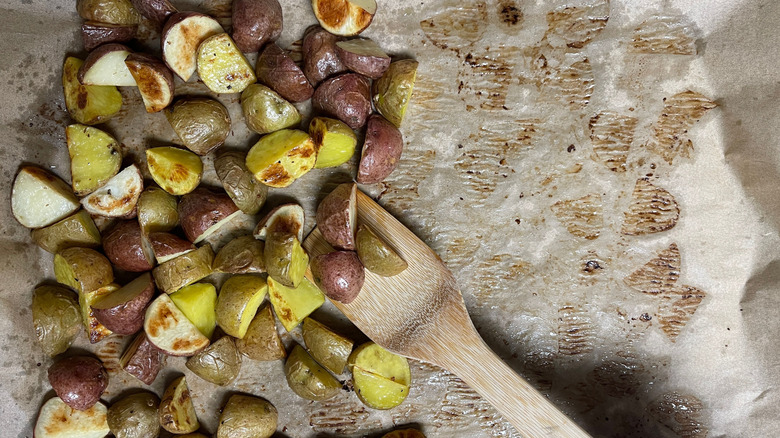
left=1, top=0, right=779, bottom=436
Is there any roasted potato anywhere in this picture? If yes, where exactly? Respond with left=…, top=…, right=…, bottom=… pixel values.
left=285, top=344, right=341, bottom=401
left=162, top=12, right=224, bottom=81
left=336, top=38, right=390, bottom=79
left=302, top=26, right=346, bottom=86
left=311, top=251, right=364, bottom=304
left=146, top=147, right=203, bottom=195
left=355, top=223, right=407, bottom=276
left=65, top=124, right=122, bottom=196
left=231, top=0, right=283, bottom=53
left=235, top=302, right=286, bottom=361
left=120, top=332, right=165, bottom=385
left=149, top=232, right=195, bottom=263
left=169, top=282, right=217, bottom=338
left=373, top=59, right=418, bottom=127
left=357, top=114, right=404, bottom=184
left=54, top=247, right=114, bottom=294
left=138, top=186, right=179, bottom=234
left=302, top=317, right=353, bottom=374
left=214, top=150, right=268, bottom=215
left=81, top=284, right=118, bottom=343
left=264, top=231, right=309, bottom=288
left=47, top=356, right=108, bottom=411
left=81, top=21, right=137, bottom=51
left=213, top=235, right=265, bottom=274
left=217, top=394, right=277, bottom=438
left=312, top=73, right=372, bottom=130
left=216, top=275, right=268, bottom=339
left=125, top=53, right=175, bottom=113
left=80, top=165, right=144, bottom=218
left=103, top=220, right=155, bottom=272
left=165, top=97, right=231, bottom=156
left=185, top=336, right=241, bottom=385
left=309, top=117, right=357, bottom=168
left=92, top=272, right=155, bottom=335
left=107, top=392, right=160, bottom=438
left=77, top=0, right=140, bottom=24
left=62, top=56, right=122, bottom=125
left=312, top=0, right=376, bottom=36
left=256, top=43, right=313, bottom=103
left=316, top=182, right=357, bottom=250
left=254, top=203, right=305, bottom=242
left=245, top=129, right=317, bottom=188
left=130, top=0, right=177, bottom=24
left=179, top=187, right=241, bottom=243
left=30, top=210, right=101, bottom=254
left=197, top=33, right=256, bottom=94
left=159, top=376, right=200, bottom=434
left=152, top=244, right=214, bottom=294
left=144, top=293, right=210, bottom=356
left=267, top=277, right=325, bottom=331
left=32, top=285, right=82, bottom=357
left=78, top=43, right=136, bottom=87
left=241, top=84, right=301, bottom=134
left=349, top=342, right=411, bottom=409
left=11, top=166, right=80, bottom=229
left=34, top=397, right=109, bottom=438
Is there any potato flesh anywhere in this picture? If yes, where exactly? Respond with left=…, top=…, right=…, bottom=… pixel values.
left=197, top=33, right=256, bottom=93
left=264, top=232, right=309, bottom=288
left=32, top=285, right=82, bottom=357
left=63, top=57, right=122, bottom=125
left=235, top=302, right=286, bottom=361
left=144, top=293, right=210, bottom=356
left=373, top=59, right=418, bottom=127
left=302, top=317, right=353, bottom=374
left=268, top=277, right=325, bottom=331
left=125, top=54, right=174, bottom=112
left=285, top=344, right=341, bottom=401
left=312, top=0, right=376, bottom=36
left=254, top=203, right=305, bottom=241
left=353, top=366, right=410, bottom=409
left=185, top=336, right=241, bottom=386
left=246, top=129, right=317, bottom=188
left=152, top=244, right=214, bottom=294
left=216, top=275, right=268, bottom=339
left=80, top=165, right=143, bottom=217
left=160, top=376, right=200, bottom=434
left=30, top=210, right=101, bottom=254
left=80, top=48, right=137, bottom=86
left=349, top=342, right=411, bottom=409
left=169, top=283, right=217, bottom=338
left=163, top=14, right=223, bottom=81
left=12, top=166, right=80, bottom=229
left=34, top=397, right=109, bottom=438
left=66, top=124, right=122, bottom=196
left=310, top=117, right=357, bottom=168
left=146, top=147, right=203, bottom=195
left=138, top=186, right=179, bottom=234
left=80, top=283, right=119, bottom=344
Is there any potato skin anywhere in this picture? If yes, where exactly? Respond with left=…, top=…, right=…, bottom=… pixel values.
left=213, top=234, right=265, bottom=274
left=312, top=73, right=372, bottom=130
left=355, top=223, right=407, bottom=276
left=48, top=356, right=108, bottom=411
left=138, top=186, right=179, bottom=234
left=54, top=247, right=114, bottom=294
left=240, top=84, right=301, bottom=135
left=372, top=59, right=418, bottom=127
left=92, top=278, right=154, bottom=335
left=130, top=0, right=177, bottom=24
left=285, top=344, right=340, bottom=401
left=316, top=183, right=356, bottom=250
left=77, top=0, right=141, bottom=25
left=185, top=336, right=242, bottom=386
left=159, top=376, right=199, bottom=434
left=152, top=244, right=214, bottom=294
left=256, top=43, right=313, bottom=103
left=231, top=0, right=283, bottom=53
left=311, top=251, right=365, bottom=304
left=32, top=285, right=82, bottom=357
left=149, top=232, right=195, bottom=261
left=30, top=210, right=101, bottom=254
left=235, top=302, right=285, bottom=361
left=107, top=392, right=160, bottom=438
left=336, top=39, right=390, bottom=79
left=178, top=188, right=239, bottom=242
left=215, top=151, right=268, bottom=215
left=357, top=114, right=404, bottom=184
left=217, top=394, right=277, bottom=438
left=302, top=26, right=346, bottom=86
left=103, top=220, right=154, bottom=272
left=120, top=332, right=165, bottom=385
left=302, top=317, right=353, bottom=374
left=264, top=232, right=309, bottom=288
left=165, top=97, right=231, bottom=156
left=82, top=21, right=137, bottom=51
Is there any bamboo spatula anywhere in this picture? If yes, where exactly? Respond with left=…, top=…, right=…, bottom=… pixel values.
left=303, top=189, right=590, bottom=437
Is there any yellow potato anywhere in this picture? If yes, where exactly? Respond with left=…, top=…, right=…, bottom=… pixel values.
left=216, top=275, right=268, bottom=339
left=152, top=244, right=214, bottom=294
left=302, top=317, right=353, bottom=375
left=62, top=56, right=122, bottom=125
left=285, top=344, right=341, bottom=401
left=348, top=342, right=411, bottom=409
left=30, top=210, right=101, bottom=254
left=54, top=247, right=114, bottom=294
left=246, top=129, right=316, bottom=188
left=146, top=147, right=203, bottom=195
left=66, top=124, right=122, bottom=196
left=80, top=283, right=119, bottom=344
left=159, top=376, right=199, bottom=434
left=309, top=117, right=357, bottom=168
left=235, top=302, right=286, bottom=361
left=267, top=277, right=325, bottom=331
left=197, top=33, right=256, bottom=93
left=169, top=283, right=217, bottom=338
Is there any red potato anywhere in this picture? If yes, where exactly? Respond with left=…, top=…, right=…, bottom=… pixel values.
left=125, top=53, right=174, bottom=113
left=81, top=21, right=137, bottom=51
left=120, top=332, right=166, bottom=385
left=149, top=232, right=196, bottom=263
left=178, top=187, right=241, bottom=243
left=253, top=203, right=305, bottom=242
left=336, top=38, right=390, bottom=79
left=78, top=43, right=136, bottom=86
left=311, top=251, right=365, bottom=304
left=80, top=164, right=144, bottom=218
left=316, top=183, right=357, bottom=250
left=231, top=0, right=283, bottom=53
left=302, top=26, right=346, bottom=86
left=312, top=0, right=377, bottom=36
left=131, top=0, right=177, bottom=24
left=47, top=356, right=108, bottom=411
left=92, top=272, right=155, bottom=335
left=312, top=73, right=372, bottom=129
left=103, top=220, right=155, bottom=271
left=256, top=43, right=313, bottom=103
left=161, top=12, right=224, bottom=81
left=357, top=114, right=404, bottom=184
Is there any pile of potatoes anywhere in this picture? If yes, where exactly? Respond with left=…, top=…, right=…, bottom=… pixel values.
left=12, top=0, right=430, bottom=436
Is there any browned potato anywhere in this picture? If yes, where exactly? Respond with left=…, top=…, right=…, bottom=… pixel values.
left=231, top=0, right=283, bottom=53
left=162, top=12, right=224, bottom=81
left=357, top=114, right=404, bottom=184
left=81, top=21, right=137, bottom=51
left=62, top=56, right=122, bottom=126
left=235, top=302, right=286, bottom=361
left=213, top=235, right=265, bottom=274
left=179, top=187, right=241, bottom=243
left=217, top=394, right=277, bottom=438
left=130, top=0, right=177, bottom=24
left=77, top=0, right=141, bottom=25
left=214, top=150, right=268, bottom=215
left=107, top=392, right=160, bottom=438
left=54, top=247, right=114, bottom=294
left=302, top=317, right=353, bottom=374
left=355, top=223, right=407, bottom=276
left=285, top=343, right=341, bottom=401
left=144, top=293, right=210, bottom=356
left=311, top=251, right=364, bottom=304
left=312, top=0, right=376, bottom=36
left=80, top=165, right=144, bottom=218
left=185, top=336, right=242, bottom=385
left=103, top=220, right=155, bottom=272
left=316, top=183, right=356, bottom=250
left=125, top=53, right=175, bottom=113
left=165, top=97, right=231, bottom=156
left=120, top=332, right=165, bottom=385
left=80, top=284, right=118, bottom=344
left=47, top=356, right=108, bottom=411
left=312, top=73, right=371, bottom=129
left=32, top=285, right=82, bottom=357
left=256, top=43, right=313, bottom=103
left=34, top=397, right=109, bottom=438
left=30, top=210, right=101, bottom=254
left=302, top=26, right=346, bottom=86
left=336, top=38, right=390, bottom=79
left=92, top=272, right=155, bottom=335
left=159, top=376, right=199, bottom=434
left=149, top=232, right=195, bottom=263
left=254, top=203, right=305, bottom=242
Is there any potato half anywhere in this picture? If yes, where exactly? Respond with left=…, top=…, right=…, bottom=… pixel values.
left=216, top=275, right=268, bottom=339
left=62, top=56, right=122, bottom=125
left=138, top=186, right=179, bottom=234
left=302, top=26, right=346, bottom=86
left=316, top=182, right=357, bottom=250
left=179, top=187, right=241, bottom=244
left=256, top=43, right=313, bottom=103
left=125, top=53, right=175, bottom=113
left=152, top=244, right=214, bottom=294
left=231, top=0, right=282, bottom=53
left=32, top=285, right=82, bottom=357
left=159, top=376, right=200, bottom=434
left=373, top=59, right=418, bottom=128
left=107, top=392, right=160, bottom=438
left=92, top=272, right=155, bottom=335
left=186, top=336, right=241, bottom=386
left=197, top=33, right=256, bottom=94
left=146, top=146, right=203, bottom=195
left=120, top=332, right=165, bottom=385
left=54, top=247, right=114, bottom=294
left=162, top=12, right=223, bottom=81
left=82, top=21, right=137, bottom=51
left=285, top=344, right=341, bottom=401
left=349, top=342, right=411, bottom=409
left=312, top=0, right=376, bottom=36
left=77, top=0, right=141, bottom=25
left=356, top=114, right=404, bottom=184
left=302, top=317, right=353, bottom=375
left=169, top=282, right=217, bottom=339
left=65, top=124, right=122, bottom=196
left=264, top=232, right=309, bottom=288
left=144, top=293, right=210, bottom=356
left=268, top=277, right=325, bottom=331
left=102, top=220, right=155, bottom=272
left=80, top=283, right=119, bottom=344
left=165, top=97, right=231, bottom=156
left=12, top=166, right=80, bottom=229
left=235, top=302, right=286, bottom=361
left=213, top=234, right=266, bottom=274
left=47, top=356, right=108, bottom=411
left=355, top=223, right=407, bottom=276
left=246, top=129, right=317, bottom=188
left=309, top=117, right=357, bottom=168
left=215, top=150, right=268, bottom=215
left=80, top=165, right=144, bottom=218
left=312, top=73, right=372, bottom=130
left=34, top=397, right=109, bottom=438
left=241, top=84, right=301, bottom=135
left=310, top=250, right=364, bottom=304
left=217, top=394, right=278, bottom=438
left=30, top=210, right=101, bottom=254
left=149, top=232, right=195, bottom=263
left=253, top=203, right=305, bottom=242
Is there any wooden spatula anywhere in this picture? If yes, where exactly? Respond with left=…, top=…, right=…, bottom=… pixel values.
left=303, top=189, right=590, bottom=437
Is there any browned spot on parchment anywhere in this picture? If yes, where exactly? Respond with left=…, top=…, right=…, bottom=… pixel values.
left=442, top=232, right=482, bottom=271
left=557, top=304, right=594, bottom=355
left=406, top=74, right=459, bottom=134
left=579, top=251, right=607, bottom=285
left=497, top=0, right=523, bottom=32
left=477, top=117, right=542, bottom=150
left=646, top=90, right=717, bottom=164
left=589, top=351, right=645, bottom=397
left=540, top=55, right=595, bottom=110
left=472, top=254, right=529, bottom=302
left=631, top=16, right=698, bottom=55
left=461, top=46, right=520, bottom=110
left=551, top=194, right=603, bottom=240
left=655, top=286, right=706, bottom=341
left=381, top=149, right=436, bottom=214
left=545, top=0, right=610, bottom=49
left=308, top=393, right=381, bottom=434
left=622, top=178, right=680, bottom=235
left=647, top=392, right=709, bottom=438
left=589, top=110, right=637, bottom=172
left=420, top=2, right=488, bottom=49
left=433, top=371, right=513, bottom=435
left=453, top=150, right=506, bottom=203
left=624, top=243, right=680, bottom=294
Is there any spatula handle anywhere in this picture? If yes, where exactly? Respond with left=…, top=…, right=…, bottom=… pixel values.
left=438, top=330, right=591, bottom=437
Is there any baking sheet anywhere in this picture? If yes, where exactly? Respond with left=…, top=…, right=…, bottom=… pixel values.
left=1, top=0, right=779, bottom=436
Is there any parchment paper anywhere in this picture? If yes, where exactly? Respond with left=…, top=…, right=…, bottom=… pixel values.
left=1, top=0, right=779, bottom=436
